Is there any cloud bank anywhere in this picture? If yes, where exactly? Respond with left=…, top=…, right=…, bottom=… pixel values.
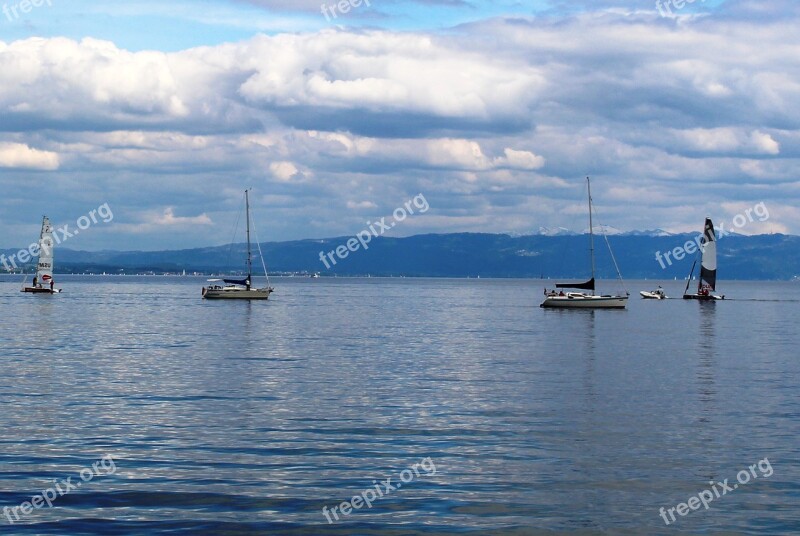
left=1, top=3, right=798, bottom=249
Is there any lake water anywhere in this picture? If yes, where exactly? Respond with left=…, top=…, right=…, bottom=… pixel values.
left=1, top=276, right=798, bottom=535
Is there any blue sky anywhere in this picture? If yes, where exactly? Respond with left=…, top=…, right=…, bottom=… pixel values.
left=0, top=0, right=797, bottom=251
left=1, top=0, right=557, bottom=50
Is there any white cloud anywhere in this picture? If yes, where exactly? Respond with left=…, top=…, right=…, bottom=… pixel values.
left=0, top=38, right=189, bottom=123
left=671, top=128, right=782, bottom=155
left=750, top=130, right=780, bottom=155
left=154, top=208, right=212, bottom=226
left=0, top=143, right=59, bottom=170
left=346, top=200, right=377, bottom=209
left=495, top=148, right=546, bottom=170
left=270, top=161, right=300, bottom=181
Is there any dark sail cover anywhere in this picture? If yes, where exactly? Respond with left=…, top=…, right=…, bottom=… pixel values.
left=556, top=278, right=595, bottom=291
left=698, top=218, right=717, bottom=291
left=224, top=277, right=250, bottom=286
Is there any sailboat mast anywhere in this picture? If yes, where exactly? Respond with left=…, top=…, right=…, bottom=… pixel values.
left=587, top=177, right=596, bottom=294
left=684, top=258, right=697, bottom=295
left=245, top=189, right=252, bottom=288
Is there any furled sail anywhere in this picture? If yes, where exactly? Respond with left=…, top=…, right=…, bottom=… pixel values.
left=35, top=217, right=55, bottom=287
left=556, top=278, right=595, bottom=291
left=223, top=277, right=250, bottom=287
left=698, top=218, right=717, bottom=291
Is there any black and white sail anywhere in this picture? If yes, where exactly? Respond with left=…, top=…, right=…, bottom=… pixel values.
left=683, top=217, right=724, bottom=300
left=697, top=218, right=717, bottom=292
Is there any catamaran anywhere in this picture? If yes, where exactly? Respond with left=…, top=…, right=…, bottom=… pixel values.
left=683, top=218, right=725, bottom=300
left=541, top=178, right=629, bottom=309
left=22, top=216, right=61, bottom=294
left=202, top=189, right=274, bottom=300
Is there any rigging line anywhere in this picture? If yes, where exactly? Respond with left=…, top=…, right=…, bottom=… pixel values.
left=590, top=200, right=629, bottom=296
left=249, top=204, right=272, bottom=289
left=684, top=257, right=698, bottom=295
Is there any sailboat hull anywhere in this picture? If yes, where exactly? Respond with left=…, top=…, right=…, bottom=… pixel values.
left=202, top=287, right=272, bottom=300
left=22, top=287, right=60, bottom=294
left=540, top=295, right=628, bottom=309
left=682, top=294, right=724, bottom=301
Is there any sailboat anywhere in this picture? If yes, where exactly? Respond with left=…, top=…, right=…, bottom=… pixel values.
left=541, top=178, right=629, bottom=309
left=683, top=218, right=725, bottom=300
left=22, top=216, right=61, bottom=294
left=202, top=189, right=274, bottom=300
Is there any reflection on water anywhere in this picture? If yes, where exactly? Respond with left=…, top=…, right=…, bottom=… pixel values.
left=0, top=277, right=799, bottom=534
left=697, top=302, right=717, bottom=409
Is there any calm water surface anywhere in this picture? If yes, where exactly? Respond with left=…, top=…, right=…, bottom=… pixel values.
left=0, top=276, right=798, bottom=535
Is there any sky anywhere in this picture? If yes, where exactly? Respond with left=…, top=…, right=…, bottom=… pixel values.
left=0, top=0, right=798, bottom=250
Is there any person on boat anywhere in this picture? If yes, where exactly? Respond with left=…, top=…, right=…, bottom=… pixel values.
left=50, top=279, right=55, bottom=291
left=33, top=276, right=38, bottom=288
left=559, top=290, right=565, bottom=296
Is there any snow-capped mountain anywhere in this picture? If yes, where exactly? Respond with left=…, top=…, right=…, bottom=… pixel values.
left=532, top=227, right=728, bottom=237
left=536, top=226, right=575, bottom=236
left=620, top=229, right=676, bottom=237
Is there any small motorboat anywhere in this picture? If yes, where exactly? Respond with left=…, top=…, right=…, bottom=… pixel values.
left=640, top=287, right=667, bottom=300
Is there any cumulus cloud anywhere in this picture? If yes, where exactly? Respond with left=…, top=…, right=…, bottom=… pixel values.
left=750, top=130, right=781, bottom=155
left=0, top=38, right=189, bottom=125
left=270, top=161, right=300, bottom=181
left=0, top=143, right=59, bottom=170
left=154, top=208, right=213, bottom=226
left=496, top=149, right=546, bottom=170
left=346, top=200, right=378, bottom=209
left=671, top=128, right=782, bottom=155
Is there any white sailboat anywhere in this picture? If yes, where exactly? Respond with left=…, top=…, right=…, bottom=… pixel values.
left=22, top=216, right=61, bottom=294
left=541, top=178, right=629, bottom=309
left=202, top=189, right=274, bottom=300
left=683, top=218, right=725, bottom=300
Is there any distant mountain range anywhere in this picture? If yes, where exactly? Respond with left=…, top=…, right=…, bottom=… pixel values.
left=2, top=232, right=798, bottom=280
left=537, top=227, right=690, bottom=237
